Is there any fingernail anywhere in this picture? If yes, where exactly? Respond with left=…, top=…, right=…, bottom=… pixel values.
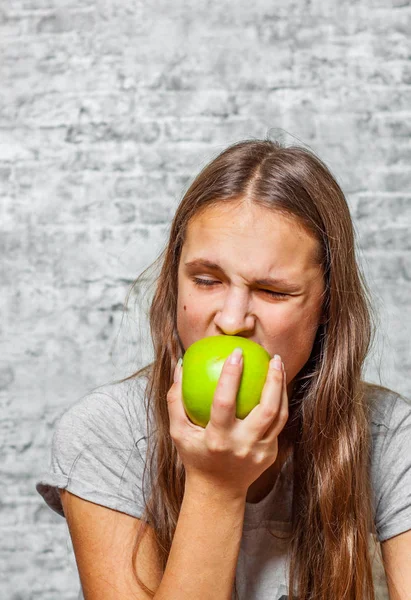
left=270, top=354, right=282, bottom=371
left=174, top=357, right=183, bottom=383
left=229, top=347, right=243, bottom=365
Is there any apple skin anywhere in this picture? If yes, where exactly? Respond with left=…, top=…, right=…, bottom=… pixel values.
left=181, top=335, right=271, bottom=428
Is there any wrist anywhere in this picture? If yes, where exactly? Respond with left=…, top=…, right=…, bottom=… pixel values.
left=184, top=473, right=247, bottom=505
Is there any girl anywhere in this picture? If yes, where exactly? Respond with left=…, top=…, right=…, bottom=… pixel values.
left=36, top=139, right=411, bottom=599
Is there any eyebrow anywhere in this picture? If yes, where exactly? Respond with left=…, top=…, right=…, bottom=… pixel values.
left=184, top=259, right=302, bottom=292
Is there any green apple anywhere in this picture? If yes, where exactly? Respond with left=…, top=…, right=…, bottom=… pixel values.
left=181, top=335, right=271, bottom=428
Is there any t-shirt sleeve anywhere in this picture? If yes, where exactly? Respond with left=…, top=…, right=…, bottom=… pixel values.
left=36, top=379, right=152, bottom=521
left=371, top=391, right=411, bottom=542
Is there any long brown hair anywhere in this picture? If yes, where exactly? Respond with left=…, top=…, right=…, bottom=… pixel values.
left=118, top=138, right=385, bottom=598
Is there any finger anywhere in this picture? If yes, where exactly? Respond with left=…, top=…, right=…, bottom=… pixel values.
left=262, top=365, right=289, bottom=442
left=244, top=355, right=285, bottom=440
left=209, top=348, right=244, bottom=430
left=166, top=360, right=188, bottom=433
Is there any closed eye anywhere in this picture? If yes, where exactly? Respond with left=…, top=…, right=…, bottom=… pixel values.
left=191, top=277, right=289, bottom=299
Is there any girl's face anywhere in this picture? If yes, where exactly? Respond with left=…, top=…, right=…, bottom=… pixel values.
left=177, top=201, right=326, bottom=395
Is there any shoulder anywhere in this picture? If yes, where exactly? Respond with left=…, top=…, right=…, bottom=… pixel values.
left=362, top=381, right=411, bottom=436
left=36, top=371, right=154, bottom=519
left=55, top=372, right=153, bottom=445
left=363, top=381, right=411, bottom=541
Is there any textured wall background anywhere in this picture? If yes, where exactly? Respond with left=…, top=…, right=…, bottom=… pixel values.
left=1, top=0, right=411, bottom=597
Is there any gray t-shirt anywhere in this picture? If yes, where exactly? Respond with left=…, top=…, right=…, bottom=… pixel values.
left=36, top=375, right=411, bottom=599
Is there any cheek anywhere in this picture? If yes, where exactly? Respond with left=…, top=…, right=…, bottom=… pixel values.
left=284, top=305, right=322, bottom=364
left=178, top=283, right=208, bottom=317
left=287, top=303, right=322, bottom=341
left=177, top=289, right=207, bottom=336
left=179, top=300, right=206, bottom=326
left=267, top=302, right=321, bottom=355
left=265, top=304, right=303, bottom=334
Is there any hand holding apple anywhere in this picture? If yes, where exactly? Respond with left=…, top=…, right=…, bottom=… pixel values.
left=181, top=335, right=272, bottom=428
left=166, top=343, right=289, bottom=498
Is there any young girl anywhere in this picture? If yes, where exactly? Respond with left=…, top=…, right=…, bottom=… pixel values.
left=36, top=139, right=411, bottom=600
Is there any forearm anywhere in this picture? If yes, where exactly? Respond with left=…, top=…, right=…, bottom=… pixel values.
left=154, top=478, right=246, bottom=600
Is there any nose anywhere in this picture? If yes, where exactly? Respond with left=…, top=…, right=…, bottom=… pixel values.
left=213, top=288, right=255, bottom=336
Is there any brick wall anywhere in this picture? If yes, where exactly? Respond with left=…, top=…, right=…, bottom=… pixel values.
left=2, top=0, right=410, bottom=597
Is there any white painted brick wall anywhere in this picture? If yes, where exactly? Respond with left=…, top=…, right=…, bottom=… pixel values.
left=2, top=0, right=411, bottom=597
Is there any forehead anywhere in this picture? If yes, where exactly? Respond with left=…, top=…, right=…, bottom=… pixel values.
left=182, top=202, right=321, bottom=274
